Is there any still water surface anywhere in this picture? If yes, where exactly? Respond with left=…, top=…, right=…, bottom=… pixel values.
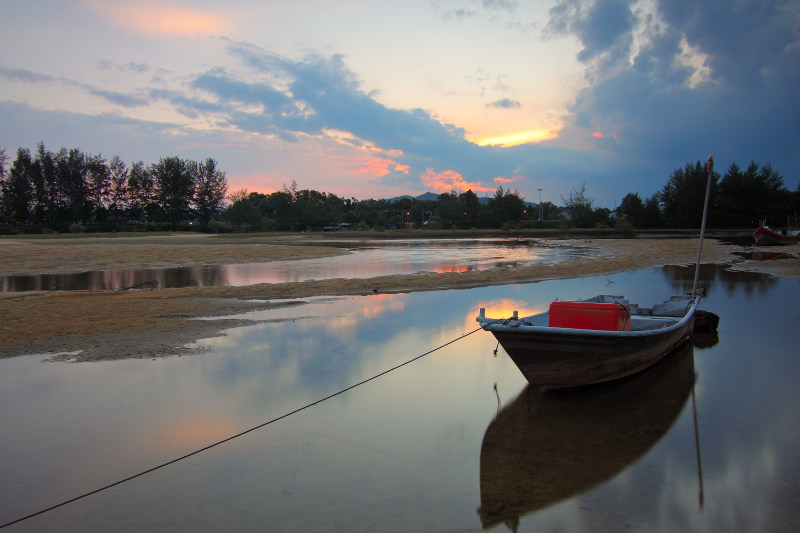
left=0, top=238, right=593, bottom=292
left=0, top=255, right=798, bottom=531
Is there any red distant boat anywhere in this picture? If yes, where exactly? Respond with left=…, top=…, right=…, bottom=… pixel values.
left=753, top=221, right=800, bottom=245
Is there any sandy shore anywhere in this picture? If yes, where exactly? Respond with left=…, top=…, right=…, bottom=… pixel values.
left=1, top=233, right=797, bottom=361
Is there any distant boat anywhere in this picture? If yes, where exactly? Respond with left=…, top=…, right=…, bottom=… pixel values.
left=477, top=294, right=698, bottom=391
left=477, top=343, right=695, bottom=530
left=753, top=220, right=800, bottom=245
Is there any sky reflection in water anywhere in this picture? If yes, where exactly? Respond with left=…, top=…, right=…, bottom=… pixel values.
left=0, top=263, right=798, bottom=532
left=0, top=238, right=593, bottom=292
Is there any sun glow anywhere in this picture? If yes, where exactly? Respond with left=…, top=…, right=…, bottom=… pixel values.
left=476, top=129, right=559, bottom=147
left=479, top=298, right=545, bottom=319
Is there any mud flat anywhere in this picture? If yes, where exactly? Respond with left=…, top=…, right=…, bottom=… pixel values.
left=1, top=234, right=796, bottom=361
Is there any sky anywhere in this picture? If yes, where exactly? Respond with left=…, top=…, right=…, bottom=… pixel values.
left=1, top=0, right=798, bottom=208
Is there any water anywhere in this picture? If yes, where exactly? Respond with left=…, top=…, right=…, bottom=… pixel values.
left=0, top=259, right=798, bottom=531
left=0, top=238, right=592, bottom=292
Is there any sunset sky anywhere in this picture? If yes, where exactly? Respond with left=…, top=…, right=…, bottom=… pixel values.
left=1, top=0, right=798, bottom=207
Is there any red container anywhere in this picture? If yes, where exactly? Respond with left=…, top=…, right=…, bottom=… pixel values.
left=548, top=301, right=631, bottom=331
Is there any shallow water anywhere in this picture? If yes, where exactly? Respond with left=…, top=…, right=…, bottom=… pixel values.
left=0, top=259, right=798, bottom=531
left=0, top=238, right=592, bottom=292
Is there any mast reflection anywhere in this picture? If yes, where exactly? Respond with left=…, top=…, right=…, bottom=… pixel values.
left=477, top=343, right=696, bottom=531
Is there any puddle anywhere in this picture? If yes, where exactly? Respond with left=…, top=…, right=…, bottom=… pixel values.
left=0, top=238, right=594, bottom=292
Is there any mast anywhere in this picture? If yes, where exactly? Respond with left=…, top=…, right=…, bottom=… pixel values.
left=692, top=154, right=713, bottom=298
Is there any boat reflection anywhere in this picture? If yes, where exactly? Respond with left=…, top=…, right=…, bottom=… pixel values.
left=477, top=342, right=695, bottom=531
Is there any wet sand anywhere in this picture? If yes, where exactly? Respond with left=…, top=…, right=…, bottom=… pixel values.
left=1, top=233, right=797, bottom=360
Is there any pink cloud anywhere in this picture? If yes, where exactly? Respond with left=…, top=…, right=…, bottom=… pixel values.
left=85, top=2, right=229, bottom=36
left=421, top=169, right=493, bottom=193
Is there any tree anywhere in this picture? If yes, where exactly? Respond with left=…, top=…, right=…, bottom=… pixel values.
left=223, top=189, right=268, bottom=231
left=717, top=162, right=789, bottom=227
left=34, top=142, right=59, bottom=227
left=126, top=160, right=155, bottom=222
left=642, top=194, right=663, bottom=228
left=193, top=158, right=228, bottom=225
left=617, top=193, right=646, bottom=228
left=2, top=148, right=35, bottom=225
left=85, top=153, right=110, bottom=224
left=660, top=161, right=718, bottom=228
left=152, top=156, right=195, bottom=227
left=107, top=155, right=129, bottom=226
left=490, top=186, right=526, bottom=228
left=57, top=148, right=93, bottom=224
left=562, top=183, right=594, bottom=228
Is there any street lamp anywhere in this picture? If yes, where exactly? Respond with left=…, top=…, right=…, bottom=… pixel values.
left=537, top=188, right=542, bottom=221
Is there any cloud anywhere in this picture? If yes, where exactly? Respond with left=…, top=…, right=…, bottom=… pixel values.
left=487, top=98, right=522, bottom=109
left=0, top=67, right=54, bottom=83
left=2, top=0, right=797, bottom=206
left=96, top=61, right=150, bottom=74
left=86, top=88, right=149, bottom=108
left=547, top=0, right=635, bottom=64
left=82, top=2, right=230, bottom=36
left=421, top=168, right=494, bottom=193
left=545, top=0, right=800, bottom=198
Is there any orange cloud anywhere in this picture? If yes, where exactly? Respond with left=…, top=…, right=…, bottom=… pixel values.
left=593, top=131, right=618, bottom=139
left=354, top=158, right=410, bottom=177
left=421, top=168, right=494, bottom=193
left=86, top=2, right=229, bottom=36
left=356, top=157, right=393, bottom=176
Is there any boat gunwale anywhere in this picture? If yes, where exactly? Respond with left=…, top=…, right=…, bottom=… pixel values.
left=477, top=298, right=699, bottom=339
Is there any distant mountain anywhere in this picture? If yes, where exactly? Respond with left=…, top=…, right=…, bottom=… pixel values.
left=386, top=192, right=439, bottom=202
left=415, top=192, right=439, bottom=201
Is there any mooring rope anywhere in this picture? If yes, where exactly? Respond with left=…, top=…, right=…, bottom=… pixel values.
left=1, top=322, right=497, bottom=529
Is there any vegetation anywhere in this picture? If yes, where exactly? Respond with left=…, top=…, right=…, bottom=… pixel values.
left=1, top=143, right=797, bottom=235
left=0, top=143, right=226, bottom=233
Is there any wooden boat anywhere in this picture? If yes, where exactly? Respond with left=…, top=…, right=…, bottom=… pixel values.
left=477, top=343, right=695, bottom=530
left=477, top=294, right=699, bottom=391
left=753, top=220, right=800, bottom=245
left=477, top=154, right=714, bottom=391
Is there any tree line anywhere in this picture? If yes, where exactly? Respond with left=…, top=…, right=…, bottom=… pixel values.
left=2, top=142, right=797, bottom=234
left=222, top=182, right=548, bottom=233
left=617, top=160, right=798, bottom=230
left=223, top=160, right=798, bottom=232
left=0, top=143, right=227, bottom=232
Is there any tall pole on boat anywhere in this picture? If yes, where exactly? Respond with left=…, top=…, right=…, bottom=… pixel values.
left=692, top=154, right=714, bottom=298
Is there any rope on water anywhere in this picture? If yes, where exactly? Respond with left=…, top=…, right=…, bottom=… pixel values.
left=0, top=322, right=496, bottom=529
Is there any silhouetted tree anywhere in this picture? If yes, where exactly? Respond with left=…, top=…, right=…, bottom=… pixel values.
left=660, top=161, right=718, bottom=228
left=193, top=158, right=228, bottom=225
left=152, top=156, right=195, bottom=227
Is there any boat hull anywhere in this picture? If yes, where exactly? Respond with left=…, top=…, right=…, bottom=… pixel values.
left=480, top=298, right=698, bottom=391
left=753, top=224, right=800, bottom=245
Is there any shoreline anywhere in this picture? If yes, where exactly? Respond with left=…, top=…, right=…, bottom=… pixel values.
left=1, top=234, right=797, bottom=361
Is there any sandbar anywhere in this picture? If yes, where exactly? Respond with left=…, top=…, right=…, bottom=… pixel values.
left=1, top=233, right=796, bottom=361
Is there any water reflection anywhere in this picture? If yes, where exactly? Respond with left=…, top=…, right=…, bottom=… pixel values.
left=478, top=343, right=695, bottom=531
left=0, top=238, right=591, bottom=292
left=660, top=263, right=781, bottom=298
left=1, top=263, right=799, bottom=532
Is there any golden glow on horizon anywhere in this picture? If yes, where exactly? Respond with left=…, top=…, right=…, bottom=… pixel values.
left=476, top=129, right=559, bottom=147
